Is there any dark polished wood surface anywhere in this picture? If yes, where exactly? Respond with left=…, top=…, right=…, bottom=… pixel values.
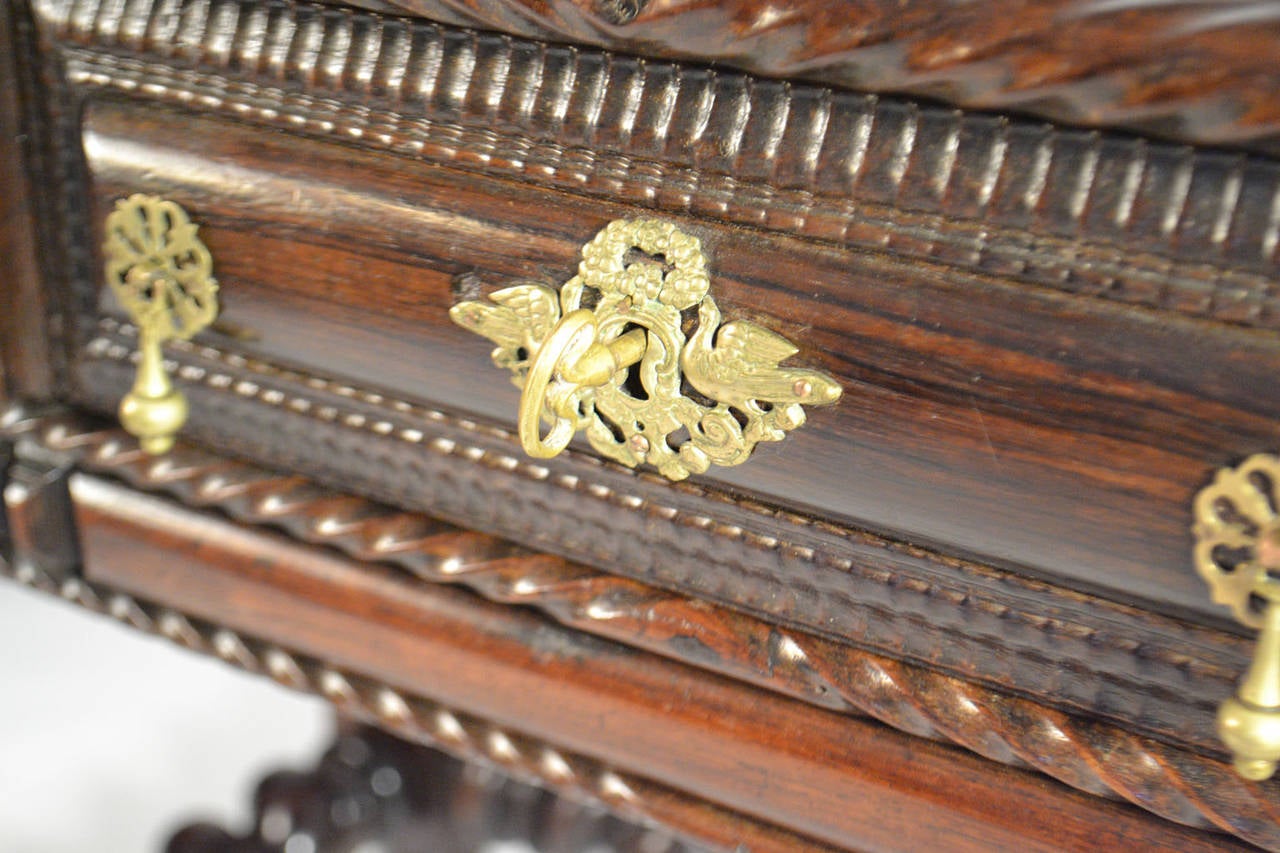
left=0, top=0, right=54, bottom=402
left=49, top=0, right=1280, bottom=334
left=338, top=0, right=1280, bottom=156
left=81, top=98, right=1280, bottom=626
left=9, top=411, right=1275, bottom=847
left=167, top=724, right=708, bottom=853
left=7, top=0, right=1280, bottom=849
left=63, top=472, right=1248, bottom=852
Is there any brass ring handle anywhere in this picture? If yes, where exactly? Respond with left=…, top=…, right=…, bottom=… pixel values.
left=518, top=309, right=649, bottom=459
left=518, top=309, right=599, bottom=459
left=451, top=219, right=843, bottom=481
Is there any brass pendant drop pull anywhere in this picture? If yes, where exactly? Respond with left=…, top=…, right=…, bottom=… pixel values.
left=103, top=195, right=219, bottom=454
left=450, top=219, right=842, bottom=481
left=1194, top=454, right=1280, bottom=779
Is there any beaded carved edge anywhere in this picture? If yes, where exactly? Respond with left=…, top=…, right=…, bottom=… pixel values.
left=4, top=408, right=1279, bottom=849
left=17, top=0, right=1273, bottom=720
left=348, top=0, right=1280, bottom=156
left=77, top=318, right=1248, bottom=734
left=33, top=0, right=1280, bottom=334
left=22, top=0, right=1261, bottom=710
left=0, top=566, right=800, bottom=852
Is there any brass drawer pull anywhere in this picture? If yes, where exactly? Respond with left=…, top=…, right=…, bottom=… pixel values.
left=102, top=194, right=219, bottom=454
left=451, top=219, right=842, bottom=480
left=1194, top=454, right=1280, bottom=779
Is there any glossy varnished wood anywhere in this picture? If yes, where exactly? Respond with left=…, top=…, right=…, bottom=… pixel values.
left=66, top=473, right=1250, bottom=853
left=50, top=2, right=1280, bottom=335
left=0, top=0, right=54, bottom=402
left=9, top=0, right=1280, bottom=848
left=80, top=99, right=1280, bottom=626
left=338, top=0, right=1280, bottom=155
left=13, top=412, right=1278, bottom=845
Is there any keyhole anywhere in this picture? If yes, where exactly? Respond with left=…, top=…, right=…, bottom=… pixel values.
left=618, top=323, right=648, bottom=401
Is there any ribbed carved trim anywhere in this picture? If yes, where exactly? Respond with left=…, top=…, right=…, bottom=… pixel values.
left=335, top=0, right=1280, bottom=157
left=6, top=407, right=1280, bottom=849
left=34, top=0, right=1280, bottom=332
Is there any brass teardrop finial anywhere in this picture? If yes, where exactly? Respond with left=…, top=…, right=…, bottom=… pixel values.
left=1218, top=597, right=1280, bottom=780
left=1193, top=454, right=1280, bottom=780
left=103, top=195, right=219, bottom=454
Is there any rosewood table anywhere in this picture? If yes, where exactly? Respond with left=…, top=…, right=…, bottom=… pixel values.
left=5, top=1, right=1280, bottom=850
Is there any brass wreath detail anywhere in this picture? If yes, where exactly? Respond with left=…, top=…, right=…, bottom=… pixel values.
left=450, top=219, right=842, bottom=480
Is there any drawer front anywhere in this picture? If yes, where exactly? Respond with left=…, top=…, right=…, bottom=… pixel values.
left=79, top=94, right=1280, bottom=627
left=33, top=0, right=1271, bottom=749
left=13, top=0, right=1280, bottom=847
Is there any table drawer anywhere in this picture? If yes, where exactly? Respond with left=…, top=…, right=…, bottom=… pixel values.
left=78, top=93, right=1280, bottom=625
left=11, top=0, right=1280, bottom=847
left=53, top=0, right=1260, bottom=761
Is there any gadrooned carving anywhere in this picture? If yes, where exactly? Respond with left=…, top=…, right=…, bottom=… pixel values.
left=44, top=0, right=1280, bottom=336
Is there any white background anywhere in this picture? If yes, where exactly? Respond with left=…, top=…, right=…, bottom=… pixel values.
left=0, top=579, right=332, bottom=851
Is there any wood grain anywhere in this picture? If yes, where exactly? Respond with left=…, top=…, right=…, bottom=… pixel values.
left=2, top=566, right=807, bottom=852
left=57, top=473, right=1254, bottom=852
left=8, top=0, right=1280, bottom=847
left=82, top=331, right=1256, bottom=772
left=0, top=0, right=54, bottom=401
left=78, top=99, right=1280, bottom=629
left=13, top=409, right=1280, bottom=848
left=334, top=0, right=1280, bottom=156
left=42, top=0, right=1280, bottom=335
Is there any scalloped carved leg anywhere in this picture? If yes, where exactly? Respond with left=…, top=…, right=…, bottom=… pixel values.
left=165, top=724, right=705, bottom=853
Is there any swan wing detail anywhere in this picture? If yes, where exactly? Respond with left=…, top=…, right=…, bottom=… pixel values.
left=715, top=321, right=799, bottom=368
left=488, top=284, right=562, bottom=345
left=450, top=283, right=561, bottom=351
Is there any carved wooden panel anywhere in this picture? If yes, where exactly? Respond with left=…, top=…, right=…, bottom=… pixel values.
left=0, top=413, right=1258, bottom=851
left=7, top=0, right=1280, bottom=849
left=0, top=411, right=1275, bottom=850
left=335, top=0, right=1280, bottom=156
left=72, top=92, right=1280, bottom=627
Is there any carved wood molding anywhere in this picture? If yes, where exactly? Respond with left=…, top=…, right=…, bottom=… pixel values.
left=73, top=320, right=1251, bottom=754
left=339, top=0, right=1280, bottom=157
left=5, top=406, right=1280, bottom=849
left=33, top=0, right=1280, bottom=336
left=0, top=561, right=799, bottom=852
left=167, top=724, right=711, bottom=852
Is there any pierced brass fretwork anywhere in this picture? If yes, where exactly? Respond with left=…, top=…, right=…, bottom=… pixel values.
left=102, top=194, right=219, bottom=454
left=450, top=219, right=842, bottom=480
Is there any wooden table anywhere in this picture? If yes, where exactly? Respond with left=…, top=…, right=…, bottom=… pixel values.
left=5, top=1, right=1280, bottom=849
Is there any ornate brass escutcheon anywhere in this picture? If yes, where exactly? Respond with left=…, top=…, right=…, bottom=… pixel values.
left=1194, top=454, right=1280, bottom=780
left=450, top=219, right=842, bottom=481
left=102, top=194, right=219, bottom=454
